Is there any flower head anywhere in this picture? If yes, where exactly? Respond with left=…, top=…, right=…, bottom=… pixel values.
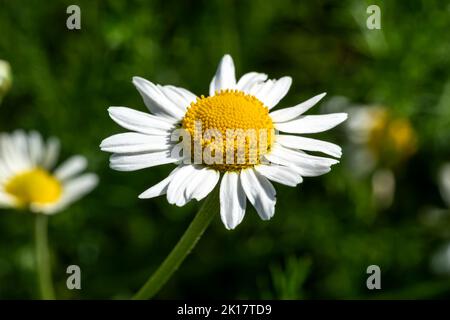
left=346, top=106, right=417, bottom=171
left=101, top=54, right=347, bottom=229
left=0, top=130, right=98, bottom=214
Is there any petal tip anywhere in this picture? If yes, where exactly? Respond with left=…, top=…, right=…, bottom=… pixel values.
left=222, top=53, right=233, bottom=61
left=132, top=76, right=143, bottom=83
left=282, top=76, right=293, bottom=83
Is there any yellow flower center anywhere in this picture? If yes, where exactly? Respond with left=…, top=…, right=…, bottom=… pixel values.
left=182, top=90, right=274, bottom=172
left=5, top=168, right=62, bottom=206
left=368, top=108, right=417, bottom=164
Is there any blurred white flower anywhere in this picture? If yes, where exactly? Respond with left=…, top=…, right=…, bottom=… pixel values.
left=372, top=168, right=395, bottom=209
left=431, top=242, right=450, bottom=275
left=0, top=60, right=12, bottom=101
left=0, top=131, right=98, bottom=214
left=322, top=98, right=418, bottom=210
left=346, top=106, right=417, bottom=170
left=439, top=163, right=450, bottom=208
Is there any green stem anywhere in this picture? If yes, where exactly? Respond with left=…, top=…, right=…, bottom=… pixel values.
left=132, top=186, right=220, bottom=300
left=35, top=215, right=55, bottom=300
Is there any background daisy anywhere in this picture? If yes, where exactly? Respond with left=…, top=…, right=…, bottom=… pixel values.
left=0, top=130, right=98, bottom=299
left=0, top=130, right=98, bottom=214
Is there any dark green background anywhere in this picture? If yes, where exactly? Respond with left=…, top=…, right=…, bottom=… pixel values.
left=1, top=0, right=450, bottom=299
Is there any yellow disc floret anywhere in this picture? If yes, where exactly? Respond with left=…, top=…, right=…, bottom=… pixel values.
left=182, top=90, right=274, bottom=172
left=5, top=168, right=62, bottom=207
left=367, top=108, right=417, bottom=166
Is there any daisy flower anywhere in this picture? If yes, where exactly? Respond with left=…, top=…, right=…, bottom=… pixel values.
left=341, top=104, right=417, bottom=209
left=0, top=130, right=98, bottom=214
left=101, top=54, right=347, bottom=230
left=345, top=105, right=417, bottom=174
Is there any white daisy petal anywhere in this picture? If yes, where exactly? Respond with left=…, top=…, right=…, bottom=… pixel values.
left=275, top=134, right=342, bottom=158
left=0, top=160, right=12, bottom=182
left=275, top=113, right=348, bottom=134
left=298, top=166, right=332, bottom=177
left=240, top=168, right=276, bottom=221
left=108, top=107, right=176, bottom=135
left=265, top=154, right=332, bottom=177
left=109, top=150, right=179, bottom=172
left=209, top=54, right=236, bottom=96
left=139, top=166, right=181, bottom=199
left=0, top=133, right=29, bottom=173
left=236, top=72, right=268, bottom=92
left=100, top=133, right=171, bottom=154
left=62, top=173, right=98, bottom=204
left=253, top=77, right=292, bottom=109
left=54, top=155, right=87, bottom=181
left=158, top=85, right=195, bottom=111
left=166, top=165, right=198, bottom=206
left=41, top=137, right=60, bottom=170
left=0, top=191, right=15, bottom=208
left=174, top=86, right=199, bottom=103
left=185, top=167, right=220, bottom=201
left=161, top=85, right=197, bottom=109
left=132, top=76, right=185, bottom=120
left=439, top=164, right=450, bottom=208
left=270, top=93, right=327, bottom=122
left=248, top=79, right=273, bottom=97
left=28, top=131, right=44, bottom=166
left=12, top=130, right=30, bottom=164
left=265, top=144, right=337, bottom=177
left=271, top=144, right=339, bottom=167
left=255, top=164, right=303, bottom=187
left=264, top=152, right=332, bottom=177
left=220, top=171, right=246, bottom=230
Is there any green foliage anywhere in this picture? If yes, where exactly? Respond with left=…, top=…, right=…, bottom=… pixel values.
left=268, top=256, right=311, bottom=299
left=0, top=0, right=450, bottom=299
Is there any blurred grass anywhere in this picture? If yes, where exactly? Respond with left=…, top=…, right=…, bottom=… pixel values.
left=0, top=0, right=450, bottom=299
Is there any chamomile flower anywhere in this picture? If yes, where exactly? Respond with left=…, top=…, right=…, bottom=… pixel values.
left=0, top=131, right=98, bottom=214
left=343, top=104, right=417, bottom=208
left=345, top=105, right=417, bottom=174
left=101, top=54, right=347, bottom=229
